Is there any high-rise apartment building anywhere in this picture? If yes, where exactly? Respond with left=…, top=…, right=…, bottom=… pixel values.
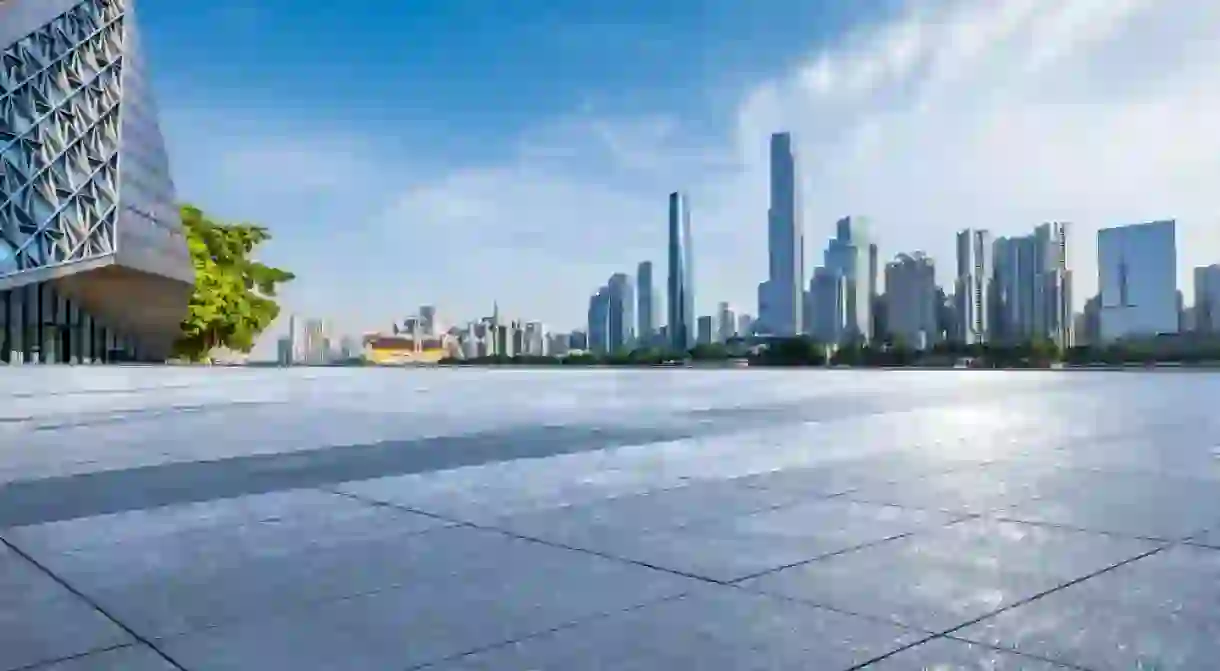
left=991, top=223, right=1073, bottom=346
left=302, top=319, right=329, bottom=364
left=0, top=0, right=194, bottom=364
left=696, top=315, right=714, bottom=345
left=667, top=192, right=695, bottom=351
left=1097, top=220, right=1178, bottom=342
left=587, top=287, right=610, bottom=354
left=636, top=261, right=660, bottom=346
left=1194, top=264, right=1220, bottom=334
left=820, top=216, right=872, bottom=342
left=607, top=272, right=635, bottom=353
left=276, top=336, right=293, bottom=366
left=419, top=305, right=438, bottom=336
left=808, top=266, right=847, bottom=345
left=954, top=229, right=992, bottom=344
left=759, top=132, right=804, bottom=336
left=737, top=313, right=754, bottom=338
left=717, top=302, right=736, bottom=342
left=885, top=253, right=938, bottom=349
left=522, top=321, right=547, bottom=356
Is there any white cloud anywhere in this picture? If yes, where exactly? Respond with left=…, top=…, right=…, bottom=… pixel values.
left=368, top=0, right=1220, bottom=330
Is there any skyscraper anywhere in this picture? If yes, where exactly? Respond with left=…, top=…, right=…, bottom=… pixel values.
left=636, top=261, right=660, bottom=346
left=696, top=315, right=714, bottom=345
left=991, top=223, right=1073, bottom=346
left=885, top=253, right=938, bottom=349
left=1194, top=264, right=1220, bottom=334
left=667, top=192, right=695, bottom=351
left=1098, top=220, right=1178, bottom=341
left=607, top=272, right=635, bottom=353
left=808, top=266, right=847, bottom=345
left=954, top=229, right=993, bottom=344
left=0, top=0, right=193, bottom=364
left=717, top=302, right=736, bottom=342
left=821, top=216, right=872, bottom=342
left=419, top=305, right=438, bottom=336
left=760, top=132, right=804, bottom=336
left=587, top=287, right=610, bottom=354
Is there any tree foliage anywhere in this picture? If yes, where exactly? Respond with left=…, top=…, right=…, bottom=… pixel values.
left=173, top=205, right=295, bottom=361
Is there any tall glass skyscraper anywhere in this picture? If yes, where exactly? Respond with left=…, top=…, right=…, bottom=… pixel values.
left=1195, top=264, right=1220, bottom=334
left=1098, top=220, right=1178, bottom=341
left=606, top=272, right=635, bottom=354
left=667, top=192, right=694, bottom=351
left=0, top=0, right=193, bottom=363
left=760, top=132, right=804, bottom=336
left=822, top=216, right=872, bottom=342
left=636, top=260, right=660, bottom=346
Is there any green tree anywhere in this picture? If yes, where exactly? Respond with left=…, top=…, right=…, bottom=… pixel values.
left=174, top=205, right=295, bottom=361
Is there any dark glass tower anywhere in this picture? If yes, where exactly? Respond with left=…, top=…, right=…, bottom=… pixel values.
left=667, top=192, right=694, bottom=351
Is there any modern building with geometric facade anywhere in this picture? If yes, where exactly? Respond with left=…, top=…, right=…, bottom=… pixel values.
left=0, top=0, right=192, bottom=363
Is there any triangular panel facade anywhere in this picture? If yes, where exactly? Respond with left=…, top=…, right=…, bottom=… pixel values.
left=0, top=0, right=190, bottom=283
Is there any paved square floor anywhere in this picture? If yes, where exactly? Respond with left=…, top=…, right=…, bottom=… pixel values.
left=2, top=368, right=1220, bottom=669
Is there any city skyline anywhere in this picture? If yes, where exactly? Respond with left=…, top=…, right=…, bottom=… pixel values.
left=68, top=0, right=1220, bottom=355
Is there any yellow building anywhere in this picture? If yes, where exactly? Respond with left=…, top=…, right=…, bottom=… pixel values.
left=362, top=333, right=457, bottom=365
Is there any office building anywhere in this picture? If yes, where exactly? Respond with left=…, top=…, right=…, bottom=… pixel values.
left=808, top=266, right=847, bottom=345
left=696, top=315, right=714, bottom=345
left=885, top=253, right=938, bottom=349
left=667, top=192, right=695, bottom=351
left=1195, top=264, right=1220, bottom=334
left=868, top=243, right=879, bottom=324
left=819, top=216, right=872, bottom=342
left=419, top=305, right=438, bottom=336
left=522, top=321, right=547, bottom=356
left=276, top=337, right=293, bottom=366
left=737, top=313, right=754, bottom=338
left=1097, top=220, right=1178, bottom=341
left=302, top=319, right=329, bottom=364
left=992, top=223, right=1073, bottom=346
left=0, top=0, right=194, bottom=363
left=607, top=272, right=635, bottom=353
left=759, top=132, right=804, bottom=336
left=636, top=261, right=660, bottom=346
left=717, top=302, right=736, bottom=342
left=587, top=287, right=610, bottom=354
left=954, top=229, right=992, bottom=344
left=546, top=333, right=570, bottom=357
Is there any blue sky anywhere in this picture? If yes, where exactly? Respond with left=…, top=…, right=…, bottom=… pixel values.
left=140, top=0, right=1220, bottom=351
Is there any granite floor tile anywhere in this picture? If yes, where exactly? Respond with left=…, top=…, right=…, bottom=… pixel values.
left=957, top=544, right=1220, bottom=670
left=162, top=547, right=699, bottom=670
left=28, top=645, right=178, bottom=671
left=996, top=470, right=1220, bottom=540
left=742, top=517, right=1158, bottom=632
left=443, top=588, right=924, bottom=671
left=860, top=637, right=1075, bottom=669
left=0, top=545, right=132, bottom=671
left=553, top=497, right=961, bottom=582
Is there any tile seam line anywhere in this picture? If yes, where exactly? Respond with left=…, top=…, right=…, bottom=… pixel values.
left=0, top=535, right=189, bottom=671
left=7, top=642, right=136, bottom=671
left=987, top=514, right=1195, bottom=543
left=727, top=513, right=981, bottom=584
left=401, top=591, right=696, bottom=671
left=323, top=487, right=732, bottom=586
left=840, top=543, right=1170, bottom=671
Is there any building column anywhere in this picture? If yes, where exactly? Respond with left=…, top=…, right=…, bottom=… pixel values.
left=0, top=290, right=9, bottom=365
left=22, top=284, right=36, bottom=364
